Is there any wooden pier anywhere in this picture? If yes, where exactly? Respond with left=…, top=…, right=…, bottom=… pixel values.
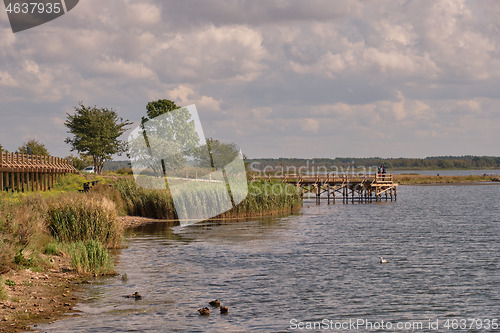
left=253, top=173, right=398, bottom=203
left=0, top=152, right=77, bottom=192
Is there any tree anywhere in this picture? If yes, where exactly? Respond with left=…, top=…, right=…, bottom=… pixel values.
left=65, top=154, right=94, bottom=171
left=137, top=99, right=200, bottom=175
left=0, top=143, right=4, bottom=152
left=65, top=103, right=131, bottom=174
left=193, top=138, right=239, bottom=169
left=17, top=139, right=49, bottom=156
left=143, top=99, right=179, bottom=124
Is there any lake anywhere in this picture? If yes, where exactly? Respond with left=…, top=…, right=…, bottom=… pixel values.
left=36, top=184, right=500, bottom=332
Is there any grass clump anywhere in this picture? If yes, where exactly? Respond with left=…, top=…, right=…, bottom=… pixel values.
left=47, top=194, right=123, bottom=248
left=53, top=173, right=88, bottom=192
left=4, top=279, right=16, bottom=287
left=66, top=240, right=114, bottom=275
left=43, top=242, right=62, bottom=256
left=0, top=278, right=8, bottom=300
left=14, top=249, right=35, bottom=268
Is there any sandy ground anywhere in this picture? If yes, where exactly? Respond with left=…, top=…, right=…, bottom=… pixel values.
left=117, top=215, right=171, bottom=228
left=0, top=255, right=84, bottom=333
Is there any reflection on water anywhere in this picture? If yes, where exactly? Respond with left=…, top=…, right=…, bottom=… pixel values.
left=37, top=185, right=500, bottom=332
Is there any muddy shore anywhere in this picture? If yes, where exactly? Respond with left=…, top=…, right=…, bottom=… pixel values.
left=0, top=255, right=82, bottom=333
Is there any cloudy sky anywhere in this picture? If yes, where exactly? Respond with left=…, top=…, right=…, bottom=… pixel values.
left=1, top=0, right=499, bottom=159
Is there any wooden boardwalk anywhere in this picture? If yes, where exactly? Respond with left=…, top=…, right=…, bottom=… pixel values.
left=253, top=173, right=398, bottom=203
left=0, top=152, right=77, bottom=192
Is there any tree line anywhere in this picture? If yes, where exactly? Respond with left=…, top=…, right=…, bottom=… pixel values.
left=248, top=156, right=500, bottom=170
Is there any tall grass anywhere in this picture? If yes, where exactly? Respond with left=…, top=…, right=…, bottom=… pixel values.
left=46, top=194, right=123, bottom=248
left=226, top=181, right=302, bottom=218
left=115, top=179, right=176, bottom=219
left=66, top=240, right=114, bottom=275
left=0, top=186, right=123, bottom=275
left=0, top=277, right=8, bottom=300
left=116, top=178, right=302, bottom=220
left=0, top=194, right=50, bottom=271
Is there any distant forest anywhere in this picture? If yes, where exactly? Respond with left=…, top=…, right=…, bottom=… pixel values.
left=247, top=156, right=500, bottom=170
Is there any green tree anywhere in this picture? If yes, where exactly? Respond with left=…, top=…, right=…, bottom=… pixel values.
left=65, top=154, right=94, bottom=171
left=65, top=103, right=131, bottom=174
left=137, top=99, right=200, bottom=175
left=17, top=139, right=49, bottom=156
left=0, top=143, right=4, bottom=152
left=143, top=99, right=179, bottom=124
left=194, top=138, right=239, bottom=169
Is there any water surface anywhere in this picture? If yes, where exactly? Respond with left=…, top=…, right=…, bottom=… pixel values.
left=37, top=184, right=500, bottom=332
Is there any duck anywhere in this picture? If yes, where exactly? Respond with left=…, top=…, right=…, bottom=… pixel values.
left=220, top=306, right=229, bottom=314
left=379, top=257, right=388, bottom=264
left=209, top=299, right=220, bottom=307
left=125, top=292, right=142, bottom=300
left=198, top=307, right=210, bottom=315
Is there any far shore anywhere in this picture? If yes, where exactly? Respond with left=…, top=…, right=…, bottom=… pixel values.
left=393, top=174, right=500, bottom=185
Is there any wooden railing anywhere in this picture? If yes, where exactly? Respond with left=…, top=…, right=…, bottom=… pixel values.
left=252, top=173, right=394, bottom=183
left=0, top=152, right=77, bottom=192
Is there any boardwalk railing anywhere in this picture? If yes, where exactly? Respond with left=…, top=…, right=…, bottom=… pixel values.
left=252, top=173, right=393, bottom=184
left=0, top=152, right=77, bottom=192
left=252, top=173, right=398, bottom=203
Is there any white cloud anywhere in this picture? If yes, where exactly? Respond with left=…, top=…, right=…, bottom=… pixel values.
left=0, top=71, right=18, bottom=87
left=166, top=85, right=222, bottom=112
left=1, top=0, right=500, bottom=158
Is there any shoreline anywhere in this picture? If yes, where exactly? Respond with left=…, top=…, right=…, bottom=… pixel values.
left=393, top=174, right=500, bottom=185
left=400, top=181, right=500, bottom=186
left=0, top=256, right=84, bottom=333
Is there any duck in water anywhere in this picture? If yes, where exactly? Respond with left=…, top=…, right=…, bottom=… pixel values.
left=198, top=307, right=210, bottom=316
left=125, top=292, right=142, bottom=300
left=209, top=299, right=220, bottom=307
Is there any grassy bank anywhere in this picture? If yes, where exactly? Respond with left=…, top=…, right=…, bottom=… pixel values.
left=0, top=191, right=121, bottom=276
left=116, top=178, right=302, bottom=220
left=1, top=174, right=302, bottom=275
left=394, top=174, right=500, bottom=184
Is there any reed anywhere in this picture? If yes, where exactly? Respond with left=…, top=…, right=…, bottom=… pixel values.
left=115, top=179, right=302, bottom=220
left=223, top=181, right=302, bottom=218
left=115, top=179, right=176, bottom=219
left=66, top=240, right=114, bottom=275
left=46, top=193, right=123, bottom=249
